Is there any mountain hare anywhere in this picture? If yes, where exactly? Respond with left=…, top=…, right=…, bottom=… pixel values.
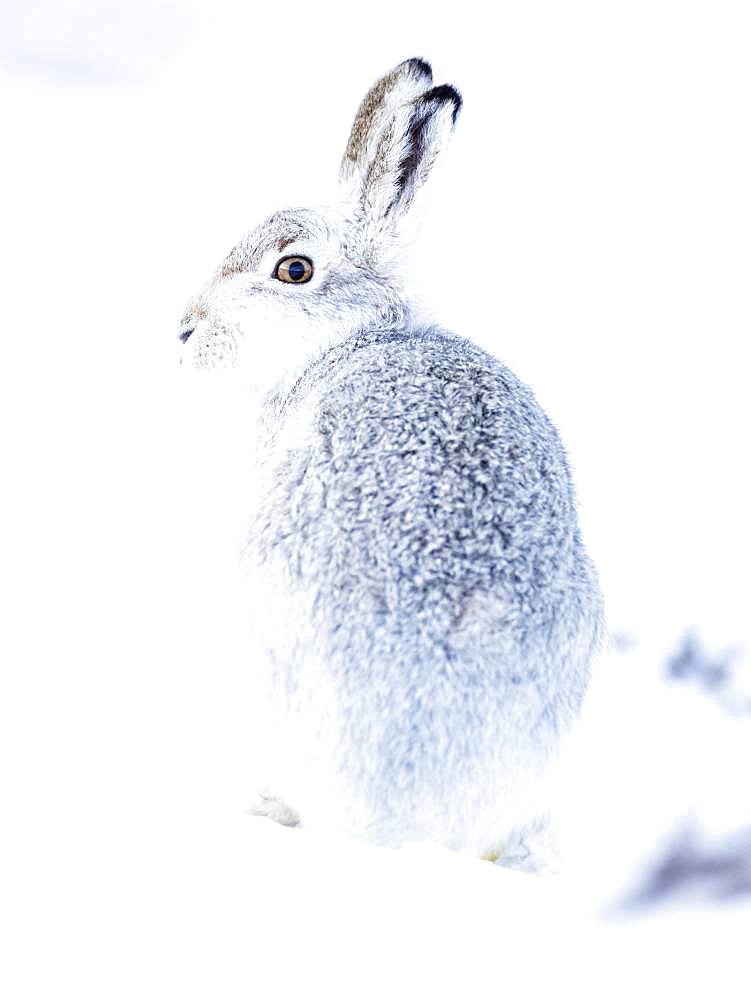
left=178, top=58, right=603, bottom=871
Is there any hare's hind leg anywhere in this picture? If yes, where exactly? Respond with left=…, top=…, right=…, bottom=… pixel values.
left=248, top=790, right=301, bottom=828
left=483, top=812, right=560, bottom=874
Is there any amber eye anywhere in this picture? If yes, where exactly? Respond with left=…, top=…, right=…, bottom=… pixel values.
left=274, top=255, right=314, bottom=284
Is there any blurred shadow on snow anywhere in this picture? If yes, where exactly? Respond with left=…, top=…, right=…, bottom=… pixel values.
left=0, top=0, right=191, bottom=87
left=610, top=630, right=637, bottom=653
left=620, top=823, right=751, bottom=910
left=605, top=629, right=751, bottom=915
left=666, top=630, right=751, bottom=717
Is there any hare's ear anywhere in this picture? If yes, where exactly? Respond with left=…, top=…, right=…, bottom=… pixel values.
left=341, top=73, right=462, bottom=250
left=340, top=58, right=434, bottom=189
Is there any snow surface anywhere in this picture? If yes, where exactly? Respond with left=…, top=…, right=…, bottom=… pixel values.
left=1, top=2, right=749, bottom=997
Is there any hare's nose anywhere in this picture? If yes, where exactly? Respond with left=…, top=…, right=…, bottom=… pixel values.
left=178, top=324, right=195, bottom=344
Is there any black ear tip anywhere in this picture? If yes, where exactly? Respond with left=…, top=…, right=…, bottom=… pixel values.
left=401, top=56, right=433, bottom=83
left=421, top=83, right=463, bottom=125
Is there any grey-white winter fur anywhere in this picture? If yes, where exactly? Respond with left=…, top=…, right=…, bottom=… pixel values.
left=178, top=58, right=604, bottom=870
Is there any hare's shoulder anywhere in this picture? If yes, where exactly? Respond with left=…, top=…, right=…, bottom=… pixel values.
left=297, top=327, right=569, bottom=477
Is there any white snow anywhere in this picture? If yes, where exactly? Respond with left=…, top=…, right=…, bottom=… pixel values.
left=1, top=2, right=749, bottom=997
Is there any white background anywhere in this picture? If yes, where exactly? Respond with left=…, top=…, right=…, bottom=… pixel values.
left=1, top=2, right=749, bottom=997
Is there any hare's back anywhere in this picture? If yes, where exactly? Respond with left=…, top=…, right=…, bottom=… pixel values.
left=258, top=327, right=589, bottom=646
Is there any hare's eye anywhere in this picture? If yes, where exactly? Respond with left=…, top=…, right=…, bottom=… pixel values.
left=274, top=256, right=314, bottom=284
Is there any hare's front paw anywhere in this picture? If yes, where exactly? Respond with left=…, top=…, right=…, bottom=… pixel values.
left=248, top=791, right=301, bottom=828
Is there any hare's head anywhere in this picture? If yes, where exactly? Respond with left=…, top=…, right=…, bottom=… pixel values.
left=178, top=58, right=461, bottom=390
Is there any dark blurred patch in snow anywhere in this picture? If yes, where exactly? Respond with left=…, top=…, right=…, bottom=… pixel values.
left=0, top=0, right=191, bottom=87
left=611, top=630, right=637, bottom=653
left=622, top=823, right=751, bottom=909
left=666, top=630, right=751, bottom=716
left=604, top=632, right=751, bottom=915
